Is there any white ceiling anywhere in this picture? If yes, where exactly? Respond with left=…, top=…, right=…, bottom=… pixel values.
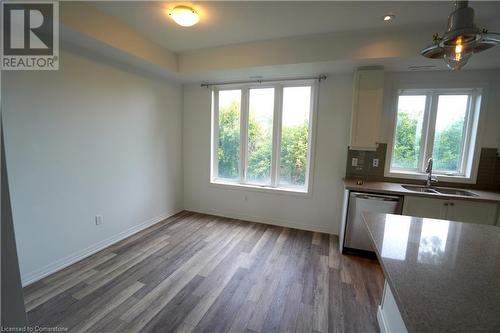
left=93, top=1, right=500, bottom=53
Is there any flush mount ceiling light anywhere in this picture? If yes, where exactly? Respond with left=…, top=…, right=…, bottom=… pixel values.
left=169, top=5, right=199, bottom=27
left=421, top=1, right=500, bottom=70
left=383, top=14, right=395, bottom=22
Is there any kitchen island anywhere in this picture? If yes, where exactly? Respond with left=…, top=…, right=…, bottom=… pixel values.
left=363, top=212, right=500, bottom=333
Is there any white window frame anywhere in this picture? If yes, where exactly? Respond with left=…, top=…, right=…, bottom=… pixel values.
left=385, top=87, right=483, bottom=184
left=210, top=80, right=318, bottom=195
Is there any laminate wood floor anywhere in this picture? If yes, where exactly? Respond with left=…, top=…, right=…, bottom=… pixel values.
left=24, top=211, right=384, bottom=333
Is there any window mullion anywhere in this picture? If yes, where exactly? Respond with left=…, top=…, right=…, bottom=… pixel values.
left=240, top=88, right=249, bottom=185
left=459, top=93, right=474, bottom=175
left=304, top=83, right=318, bottom=191
left=271, top=85, right=283, bottom=188
left=422, top=93, right=438, bottom=172
left=212, top=90, right=219, bottom=181
left=416, top=93, right=431, bottom=172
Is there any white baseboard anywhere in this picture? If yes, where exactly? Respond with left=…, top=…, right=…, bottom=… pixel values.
left=185, top=206, right=337, bottom=235
left=21, top=208, right=182, bottom=286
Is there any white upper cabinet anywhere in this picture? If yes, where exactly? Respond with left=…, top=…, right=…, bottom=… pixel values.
left=349, top=67, right=384, bottom=150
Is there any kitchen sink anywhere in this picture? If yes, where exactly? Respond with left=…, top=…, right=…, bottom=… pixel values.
left=434, top=188, right=478, bottom=197
left=402, top=185, right=438, bottom=193
left=401, top=185, right=478, bottom=197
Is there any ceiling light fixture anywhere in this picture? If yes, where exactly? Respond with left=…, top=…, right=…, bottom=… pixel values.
left=383, top=14, right=395, bottom=22
left=421, top=1, right=500, bottom=70
left=169, top=5, right=199, bottom=27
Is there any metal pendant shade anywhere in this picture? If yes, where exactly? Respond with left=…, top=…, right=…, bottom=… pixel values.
left=421, top=1, right=500, bottom=70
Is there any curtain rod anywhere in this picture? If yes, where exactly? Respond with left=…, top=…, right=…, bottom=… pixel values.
left=200, top=75, right=327, bottom=88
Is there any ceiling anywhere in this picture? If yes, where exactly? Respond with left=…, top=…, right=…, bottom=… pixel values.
left=93, top=1, right=500, bottom=53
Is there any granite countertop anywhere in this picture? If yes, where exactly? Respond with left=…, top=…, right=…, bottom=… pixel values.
left=363, top=212, right=500, bottom=333
left=344, top=179, right=500, bottom=203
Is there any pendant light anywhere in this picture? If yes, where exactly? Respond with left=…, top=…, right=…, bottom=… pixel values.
left=421, top=1, right=500, bottom=70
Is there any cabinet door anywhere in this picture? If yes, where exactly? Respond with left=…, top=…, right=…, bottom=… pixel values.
left=447, top=200, right=499, bottom=225
left=349, top=68, right=384, bottom=150
left=403, top=196, right=448, bottom=220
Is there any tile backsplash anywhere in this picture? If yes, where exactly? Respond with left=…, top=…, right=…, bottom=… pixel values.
left=345, top=144, right=500, bottom=191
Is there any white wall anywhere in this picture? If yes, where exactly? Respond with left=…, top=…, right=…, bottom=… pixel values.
left=183, top=76, right=353, bottom=234
left=2, top=49, right=184, bottom=285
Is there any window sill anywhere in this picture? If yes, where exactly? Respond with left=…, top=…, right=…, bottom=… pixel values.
left=385, top=169, right=476, bottom=184
left=209, top=180, right=312, bottom=197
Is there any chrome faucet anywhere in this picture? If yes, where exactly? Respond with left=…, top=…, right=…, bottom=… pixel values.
left=425, top=157, right=438, bottom=187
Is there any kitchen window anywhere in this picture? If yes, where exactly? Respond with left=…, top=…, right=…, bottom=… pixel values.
left=211, top=81, right=317, bottom=193
left=386, top=88, right=482, bottom=182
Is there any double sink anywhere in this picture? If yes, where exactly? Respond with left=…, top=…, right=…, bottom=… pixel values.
left=402, top=185, right=478, bottom=197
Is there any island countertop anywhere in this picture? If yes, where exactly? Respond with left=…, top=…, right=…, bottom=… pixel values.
left=363, top=212, right=500, bottom=333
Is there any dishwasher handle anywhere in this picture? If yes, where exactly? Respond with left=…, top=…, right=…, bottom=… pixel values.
left=352, top=193, right=401, bottom=202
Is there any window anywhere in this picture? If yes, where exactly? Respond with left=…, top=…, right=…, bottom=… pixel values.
left=280, top=87, right=311, bottom=187
left=247, top=88, right=274, bottom=185
left=387, top=88, right=482, bottom=181
left=211, top=81, right=316, bottom=193
left=217, top=90, right=241, bottom=180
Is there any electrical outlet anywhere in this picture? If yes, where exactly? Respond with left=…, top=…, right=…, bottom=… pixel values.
left=95, top=215, right=103, bottom=226
left=372, top=158, right=379, bottom=167
left=351, top=158, right=358, bottom=167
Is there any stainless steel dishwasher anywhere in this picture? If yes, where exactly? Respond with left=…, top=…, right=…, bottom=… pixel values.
left=343, top=192, right=403, bottom=253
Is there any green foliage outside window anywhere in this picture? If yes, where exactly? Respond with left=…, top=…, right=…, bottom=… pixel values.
left=218, top=102, right=308, bottom=185
left=280, top=124, right=308, bottom=185
left=392, top=112, right=421, bottom=169
left=393, top=112, right=464, bottom=172
left=247, top=112, right=272, bottom=182
left=218, top=102, right=240, bottom=179
left=432, top=121, right=464, bottom=171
